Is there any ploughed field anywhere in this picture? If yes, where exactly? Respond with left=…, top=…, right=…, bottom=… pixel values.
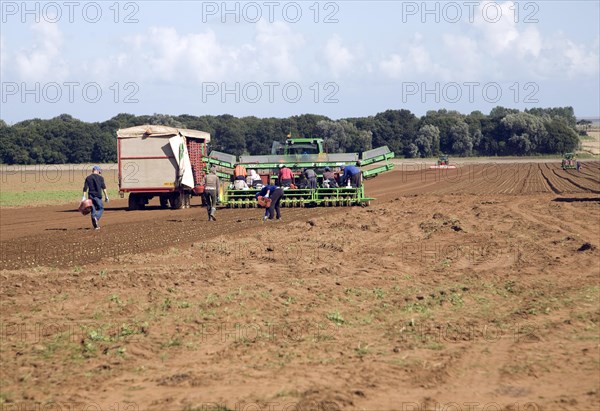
left=0, top=162, right=599, bottom=410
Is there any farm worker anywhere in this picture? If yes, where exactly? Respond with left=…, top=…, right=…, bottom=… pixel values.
left=248, top=169, right=262, bottom=187
left=322, top=166, right=338, bottom=188
left=82, top=165, right=108, bottom=230
left=203, top=167, right=220, bottom=221
left=234, top=163, right=247, bottom=179
left=255, top=184, right=284, bottom=221
left=340, top=164, right=362, bottom=188
left=576, top=160, right=581, bottom=172
left=278, top=164, right=294, bottom=187
left=304, top=168, right=317, bottom=189
left=233, top=164, right=248, bottom=189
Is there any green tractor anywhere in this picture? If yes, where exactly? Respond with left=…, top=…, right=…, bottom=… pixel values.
left=430, top=154, right=456, bottom=169
left=562, top=153, right=577, bottom=170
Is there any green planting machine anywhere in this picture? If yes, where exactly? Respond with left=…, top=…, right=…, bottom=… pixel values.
left=205, top=138, right=395, bottom=207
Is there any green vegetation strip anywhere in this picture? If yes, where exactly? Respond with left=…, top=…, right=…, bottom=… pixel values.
left=0, top=189, right=120, bottom=207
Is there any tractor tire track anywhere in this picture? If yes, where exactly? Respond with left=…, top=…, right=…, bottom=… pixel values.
left=551, top=168, right=600, bottom=194
left=539, top=164, right=561, bottom=194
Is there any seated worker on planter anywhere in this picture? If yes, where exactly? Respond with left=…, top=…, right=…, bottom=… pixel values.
left=247, top=169, right=263, bottom=187
left=278, top=164, right=294, bottom=187
left=340, top=164, right=362, bottom=188
left=233, top=163, right=248, bottom=189
left=304, top=168, right=317, bottom=189
left=322, top=167, right=338, bottom=188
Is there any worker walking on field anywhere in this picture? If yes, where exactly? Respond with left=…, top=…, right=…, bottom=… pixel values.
left=203, top=167, right=220, bottom=221
left=340, top=164, right=362, bottom=188
left=256, top=184, right=284, bottom=221
left=82, top=165, right=109, bottom=230
left=577, top=160, right=581, bottom=172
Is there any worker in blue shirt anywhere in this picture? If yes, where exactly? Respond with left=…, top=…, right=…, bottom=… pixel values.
left=255, top=184, right=284, bottom=221
left=340, top=164, right=362, bottom=188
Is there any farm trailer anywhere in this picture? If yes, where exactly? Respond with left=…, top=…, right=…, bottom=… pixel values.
left=117, top=125, right=211, bottom=210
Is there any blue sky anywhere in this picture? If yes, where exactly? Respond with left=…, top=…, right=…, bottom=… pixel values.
left=1, top=1, right=599, bottom=124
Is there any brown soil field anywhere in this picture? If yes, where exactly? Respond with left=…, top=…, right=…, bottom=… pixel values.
left=1, top=162, right=599, bottom=411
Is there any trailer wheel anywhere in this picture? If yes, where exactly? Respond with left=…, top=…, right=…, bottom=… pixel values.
left=169, top=192, right=184, bottom=210
left=128, top=193, right=145, bottom=211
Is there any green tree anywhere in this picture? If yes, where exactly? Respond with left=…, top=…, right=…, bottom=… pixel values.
left=501, top=112, right=547, bottom=155
left=414, top=124, right=440, bottom=157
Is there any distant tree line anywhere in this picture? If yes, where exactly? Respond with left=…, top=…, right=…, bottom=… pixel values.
left=0, top=107, right=581, bottom=164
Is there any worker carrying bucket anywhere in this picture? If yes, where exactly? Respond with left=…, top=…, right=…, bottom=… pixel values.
left=82, top=165, right=109, bottom=230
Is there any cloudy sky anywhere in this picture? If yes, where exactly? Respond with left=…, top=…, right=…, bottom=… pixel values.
left=1, top=1, right=599, bottom=123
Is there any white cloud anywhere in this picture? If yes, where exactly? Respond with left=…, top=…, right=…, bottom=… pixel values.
left=517, top=26, right=542, bottom=57
left=379, top=54, right=405, bottom=79
left=378, top=36, right=448, bottom=81
left=90, top=20, right=306, bottom=84
left=253, top=20, right=305, bottom=80
left=559, top=38, right=600, bottom=78
left=122, top=27, right=232, bottom=82
left=441, top=34, right=482, bottom=80
left=378, top=1, right=597, bottom=82
left=473, top=1, right=520, bottom=54
left=0, top=35, right=6, bottom=78
left=323, top=35, right=355, bottom=78
left=14, top=22, right=69, bottom=82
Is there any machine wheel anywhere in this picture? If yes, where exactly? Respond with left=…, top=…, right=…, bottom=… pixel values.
left=128, top=193, right=145, bottom=211
left=169, top=192, right=184, bottom=210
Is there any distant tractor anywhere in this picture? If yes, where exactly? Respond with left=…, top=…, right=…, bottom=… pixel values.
left=562, top=153, right=577, bottom=170
left=430, top=155, right=457, bottom=169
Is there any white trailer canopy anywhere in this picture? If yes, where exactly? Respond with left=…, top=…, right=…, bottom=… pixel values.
left=117, top=125, right=211, bottom=141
